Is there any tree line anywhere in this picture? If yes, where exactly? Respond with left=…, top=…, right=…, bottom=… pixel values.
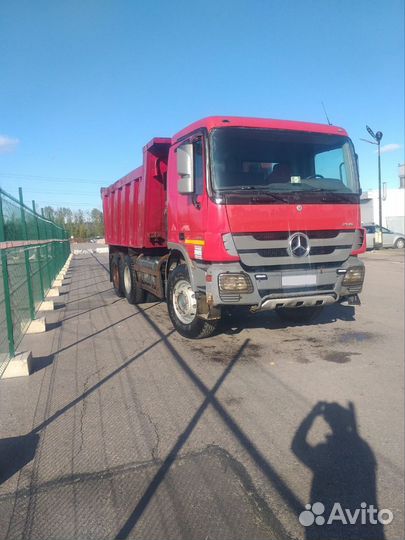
left=42, top=206, right=104, bottom=240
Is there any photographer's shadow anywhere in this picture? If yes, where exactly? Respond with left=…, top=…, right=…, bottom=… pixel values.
left=292, top=401, right=385, bottom=540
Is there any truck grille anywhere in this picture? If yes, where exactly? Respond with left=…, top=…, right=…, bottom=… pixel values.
left=232, top=229, right=356, bottom=268
left=258, top=284, right=334, bottom=297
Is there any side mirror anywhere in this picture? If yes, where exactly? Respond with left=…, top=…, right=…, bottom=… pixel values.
left=177, top=143, right=194, bottom=194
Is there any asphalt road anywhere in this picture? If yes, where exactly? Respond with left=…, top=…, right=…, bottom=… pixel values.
left=0, top=248, right=403, bottom=540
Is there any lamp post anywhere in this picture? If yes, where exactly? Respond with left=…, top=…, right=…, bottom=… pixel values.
left=361, top=126, right=383, bottom=248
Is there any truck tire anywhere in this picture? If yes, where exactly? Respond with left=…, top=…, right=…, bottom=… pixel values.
left=111, top=253, right=124, bottom=297
left=122, top=255, right=145, bottom=304
left=275, top=306, right=323, bottom=324
left=167, top=264, right=218, bottom=339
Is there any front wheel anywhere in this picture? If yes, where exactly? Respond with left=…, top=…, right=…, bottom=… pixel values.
left=167, top=264, right=218, bottom=338
left=394, top=238, right=405, bottom=249
left=275, top=305, right=324, bottom=324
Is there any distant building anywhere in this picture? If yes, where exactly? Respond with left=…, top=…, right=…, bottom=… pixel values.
left=360, top=164, right=405, bottom=233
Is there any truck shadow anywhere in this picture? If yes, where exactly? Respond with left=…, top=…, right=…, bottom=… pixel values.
left=292, top=401, right=385, bottom=540
left=221, top=304, right=355, bottom=334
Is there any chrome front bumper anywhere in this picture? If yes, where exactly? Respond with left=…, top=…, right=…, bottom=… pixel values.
left=251, top=293, right=337, bottom=312
left=201, top=256, right=364, bottom=310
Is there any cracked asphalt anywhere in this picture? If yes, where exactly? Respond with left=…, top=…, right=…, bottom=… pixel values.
left=0, top=248, right=403, bottom=540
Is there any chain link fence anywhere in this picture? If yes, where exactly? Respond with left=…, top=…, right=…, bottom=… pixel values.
left=0, top=187, right=70, bottom=373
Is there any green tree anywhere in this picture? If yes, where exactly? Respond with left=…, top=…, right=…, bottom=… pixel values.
left=43, top=206, right=55, bottom=220
left=40, top=205, right=104, bottom=240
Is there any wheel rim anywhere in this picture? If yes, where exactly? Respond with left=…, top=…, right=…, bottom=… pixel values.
left=397, top=239, right=404, bottom=248
left=124, top=265, right=132, bottom=294
left=172, top=279, right=197, bottom=324
left=112, top=264, right=120, bottom=289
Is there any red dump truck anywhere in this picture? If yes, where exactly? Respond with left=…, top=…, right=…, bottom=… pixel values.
left=102, top=116, right=366, bottom=338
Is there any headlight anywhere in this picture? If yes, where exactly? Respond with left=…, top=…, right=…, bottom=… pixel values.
left=342, top=266, right=365, bottom=286
left=218, top=273, right=253, bottom=293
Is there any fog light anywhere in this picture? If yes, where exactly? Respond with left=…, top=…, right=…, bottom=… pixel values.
left=342, top=266, right=365, bottom=286
left=218, top=273, right=253, bottom=293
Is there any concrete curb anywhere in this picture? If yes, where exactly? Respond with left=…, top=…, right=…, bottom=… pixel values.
left=0, top=257, right=73, bottom=380
left=1, top=352, right=33, bottom=378
left=38, top=300, right=55, bottom=311
left=26, top=316, right=47, bottom=334
left=47, top=288, right=60, bottom=298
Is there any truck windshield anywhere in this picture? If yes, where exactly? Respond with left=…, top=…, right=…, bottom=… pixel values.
left=210, top=128, right=360, bottom=197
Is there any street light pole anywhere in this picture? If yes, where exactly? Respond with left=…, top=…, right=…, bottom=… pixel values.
left=376, top=132, right=383, bottom=238
left=363, top=126, right=384, bottom=248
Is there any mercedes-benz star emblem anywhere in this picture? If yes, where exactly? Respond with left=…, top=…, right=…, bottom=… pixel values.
left=287, top=232, right=310, bottom=258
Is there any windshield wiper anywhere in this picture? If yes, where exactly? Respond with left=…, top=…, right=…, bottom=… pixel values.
left=223, top=188, right=289, bottom=203
left=300, top=188, right=358, bottom=201
left=303, top=187, right=351, bottom=193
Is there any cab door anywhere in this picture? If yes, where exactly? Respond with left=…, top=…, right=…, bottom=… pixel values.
left=365, top=225, right=375, bottom=248
left=381, top=227, right=395, bottom=247
left=175, top=134, right=208, bottom=260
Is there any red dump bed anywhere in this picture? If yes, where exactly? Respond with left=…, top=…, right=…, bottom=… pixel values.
left=102, top=138, right=171, bottom=249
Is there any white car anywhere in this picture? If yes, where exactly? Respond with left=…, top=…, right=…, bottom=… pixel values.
left=364, top=224, right=405, bottom=249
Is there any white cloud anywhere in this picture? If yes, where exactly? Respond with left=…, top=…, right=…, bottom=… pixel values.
left=379, top=143, right=402, bottom=155
left=0, top=135, right=19, bottom=154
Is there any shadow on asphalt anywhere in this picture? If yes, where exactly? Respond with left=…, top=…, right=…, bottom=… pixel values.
left=113, top=306, right=299, bottom=540
left=30, top=354, right=55, bottom=373
left=220, top=304, right=355, bottom=335
left=45, top=321, right=62, bottom=331
left=2, top=252, right=381, bottom=540
left=292, top=401, right=385, bottom=540
left=63, top=287, right=113, bottom=304
left=0, top=434, right=39, bottom=485
left=30, top=328, right=176, bottom=435
left=67, top=278, right=110, bottom=293
left=87, top=252, right=381, bottom=540
left=61, top=298, right=123, bottom=322
left=49, top=303, right=161, bottom=358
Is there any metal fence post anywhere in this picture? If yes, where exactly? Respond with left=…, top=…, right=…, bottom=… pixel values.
left=32, top=200, right=45, bottom=300
left=19, top=188, right=35, bottom=320
left=41, top=211, right=52, bottom=290
left=0, top=194, right=15, bottom=358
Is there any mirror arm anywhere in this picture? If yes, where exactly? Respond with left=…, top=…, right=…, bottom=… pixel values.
left=192, top=194, right=201, bottom=210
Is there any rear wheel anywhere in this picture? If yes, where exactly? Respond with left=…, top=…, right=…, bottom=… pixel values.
left=394, top=238, right=405, bottom=249
left=167, top=264, right=218, bottom=338
left=122, top=255, right=145, bottom=304
left=276, top=306, right=323, bottom=323
left=111, top=253, right=124, bottom=297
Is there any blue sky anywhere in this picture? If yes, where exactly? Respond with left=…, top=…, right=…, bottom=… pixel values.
left=0, top=0, right=403, bottom=212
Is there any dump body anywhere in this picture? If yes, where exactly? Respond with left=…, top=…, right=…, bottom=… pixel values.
left=102, top=138, right=170, bottom=250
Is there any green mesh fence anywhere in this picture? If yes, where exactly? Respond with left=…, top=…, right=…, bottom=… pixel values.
left=0, top=187, right=70, bottom=371
left=0, top=256, right=7, bottom=374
